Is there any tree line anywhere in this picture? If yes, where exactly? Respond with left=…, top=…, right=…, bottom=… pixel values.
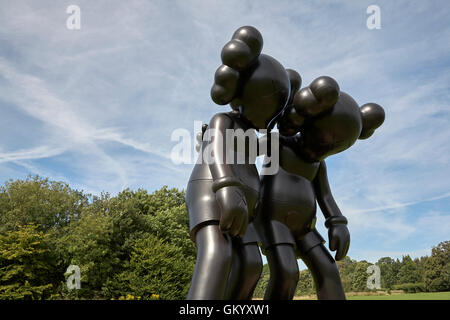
left=0, top=176, right=448, bottom=299
left=254, top=241, right=449, bottom=297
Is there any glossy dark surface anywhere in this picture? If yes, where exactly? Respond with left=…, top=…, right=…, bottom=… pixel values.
left=186, top=26, right=385, bottom=301
left=259, top=76, right=385, bottom=300
left=186, top=26, right=291, bottom=300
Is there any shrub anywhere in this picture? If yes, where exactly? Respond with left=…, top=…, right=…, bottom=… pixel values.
left=392, top=282, right=425, bottom=293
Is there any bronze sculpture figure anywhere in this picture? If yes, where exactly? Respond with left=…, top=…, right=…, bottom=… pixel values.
left=186, top=25, right=385, bottom=300
left=186, top=26, right=291, bottom=299
left=255, top=76, right=385, bottom=299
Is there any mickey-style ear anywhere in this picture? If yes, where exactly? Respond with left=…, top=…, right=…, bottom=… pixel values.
left=211, top=26, right=263, bottom=106
left=210, top=65, right=240, bottom=105
left=293, top=76, right=339, bottom=117
left=359, top=103, right=385, bottom=139
left=221, top=26, right=263, bottom=71
left=286, top=69, right=302, bottom=104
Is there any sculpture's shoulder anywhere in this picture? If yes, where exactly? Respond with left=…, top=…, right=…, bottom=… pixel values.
left=208, top=112, right=235, bottom=129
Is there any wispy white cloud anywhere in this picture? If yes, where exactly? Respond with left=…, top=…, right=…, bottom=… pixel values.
left=0, top=54, right=185, bottom=192
left=0, top=145, right=66, bottom=163
left=348, top=193, right=450, bottom=214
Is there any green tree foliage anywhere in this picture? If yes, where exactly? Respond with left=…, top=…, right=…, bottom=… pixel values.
left=0, top=176, right=195, bottom=300
left=424, top=241, right=450, bottom=292
left=0, top=176, right=88, bottom=232
left=295, top=269, right=315, bottom=296
left=0, top=176, right=90, bottom=293
left=392, top=282, right=425, bottom=293
left=337, top=256, right=356, bottom=292
left=0, top=224, right=53, bottom=299
left=376, top=257, right=399, bottom=289
left=57, top=187, right=195, bottom=299
left=397, top=255, right=422, bottom=284
left=352, top=261, right=371, bottom=291
left=57, top=206, right=116, bottom=298
left=145, top=205, right=195, bottom=259
left=110, top=234, right=193, bottom=300
left=253, top=264, right=269, bottom=298
left=0, top=176, right=448, bottom=299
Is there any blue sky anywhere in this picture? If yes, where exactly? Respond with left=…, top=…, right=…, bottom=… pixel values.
left=0, top=0, right=449, bottom=266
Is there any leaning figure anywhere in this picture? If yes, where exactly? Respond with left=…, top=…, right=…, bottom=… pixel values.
left=254, top=75, right=385, bottom=299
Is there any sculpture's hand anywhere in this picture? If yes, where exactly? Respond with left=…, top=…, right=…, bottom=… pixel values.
left=328, top=224, right=350, bottom=261
left=215, top=186, right=249, bottom=238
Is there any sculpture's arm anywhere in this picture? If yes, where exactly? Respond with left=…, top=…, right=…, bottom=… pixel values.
left=205, top=113, right=248, bottom=238
left=313, top=160, right=350, bottom=260
left=206, top=113, right=238, bottom=183
left=313, top=160, right=343, bottom=219
left=200, top=121, right=269, bottom=158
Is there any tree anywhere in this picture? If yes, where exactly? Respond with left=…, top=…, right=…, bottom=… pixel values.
left=376, top=257, right=398, bottom=289
left=424, top=241, right=450, bottom=292
left=145, top=186, right=186, bottom=214
left=397, top=255, right=422, bottom=284
left=0, top=175, right=90, bottom=296
left=337, top=256, right=356, bottom=292
left=2, top=175, right=446, bottom=299
left=56, top=206, right=117, bottom=298
left=253, top=264, right=270, bottom=298
left=352, top=261, right=371, bottom=291
left=145, top=205, right=195, bottom=260
left=110, top=234, right=194, bottom=300
left=102, top=187, right=193, bottom=263
left=0, top=176, right=88, bottom=233
left=54, top=186, right=195, bottom=299
left=0, top=224, right=54, bottom=299
left=295, top=269, right=315, bottom=296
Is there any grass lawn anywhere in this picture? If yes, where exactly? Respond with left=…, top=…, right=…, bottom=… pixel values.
left=347, top=291, right=450, bottom=300
left=291, top=291, right=450, bottom=300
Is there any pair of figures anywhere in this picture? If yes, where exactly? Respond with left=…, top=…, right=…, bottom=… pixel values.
left=185, top=26, right=385, bottom=300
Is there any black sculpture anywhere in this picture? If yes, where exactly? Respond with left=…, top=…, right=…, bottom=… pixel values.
left=186, top=25, right=385, bottom=300
left=254, top=76, right=385, bottom=300
left=185, top=26, right=291, bottom=299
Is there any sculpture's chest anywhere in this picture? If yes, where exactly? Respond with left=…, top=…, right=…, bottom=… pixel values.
left=279, top=143, right=320, bottom=181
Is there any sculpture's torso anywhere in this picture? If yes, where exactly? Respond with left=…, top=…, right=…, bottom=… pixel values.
left=258, top=135, right=320, bottom=237
left=186, top=112, right=260, bottom=238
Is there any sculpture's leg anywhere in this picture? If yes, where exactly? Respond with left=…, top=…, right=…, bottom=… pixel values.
left=264, top=244, right=299, bottom=300
left=299, top=244, right=346, bottom=300
left=225, top=239, right=263, bottom=299
left=187, top=223, right=232, bottom=300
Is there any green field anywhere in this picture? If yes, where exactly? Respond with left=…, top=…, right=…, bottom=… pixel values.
left=347, top=292, right=450, bottom=300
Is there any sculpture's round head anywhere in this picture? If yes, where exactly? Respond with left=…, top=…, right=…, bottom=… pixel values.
left=278, top=77, right=385, bottom=162
left=210, top=26, right=290, bottom=129
left=300, top=92, right=385, bottom=161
